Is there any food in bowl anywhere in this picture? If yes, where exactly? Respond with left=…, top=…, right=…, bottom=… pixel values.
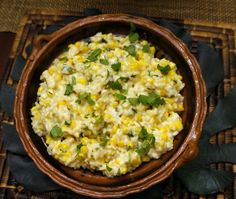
left=31, top=30, right=185, bottom=177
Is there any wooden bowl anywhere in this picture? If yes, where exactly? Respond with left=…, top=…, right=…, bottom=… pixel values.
left=14, top=14, right=207, bottom=198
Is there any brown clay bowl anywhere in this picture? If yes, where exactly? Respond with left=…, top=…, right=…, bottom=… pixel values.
left=14, top=14, right=207, bottom=198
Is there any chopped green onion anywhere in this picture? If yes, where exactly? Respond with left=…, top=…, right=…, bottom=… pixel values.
left=50, top=125, right=63, bottom=138
left=100, top=136, right=109, bottom=147
left=87, top=48, right=102, bottom=62
left=111, top=62, right=121, bottom=71
left=100, top=59, right=109, bottom=65
left=87, top=93, right=95, bottom=105
left=119, top=76, right=129, bottom=82
left=115, top=93, right=126, bottom=100
left=157, top=64, right=171, bottom=75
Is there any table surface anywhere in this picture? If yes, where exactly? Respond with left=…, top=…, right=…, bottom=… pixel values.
left=0, top=9, right=235, bottom=199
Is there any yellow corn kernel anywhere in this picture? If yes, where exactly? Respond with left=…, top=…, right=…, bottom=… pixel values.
left=48, top=66, right=56, bottom=74
left=77, top=77, right=87, bottom=85
left=77, top=55, right=85, bottom=62
left=114, top=159, right=120, bottom=165
left=128, top=141, right=134, bottom=149
left=161, top=133, right=168, bottom=141
left=112, top=101, right=118, bottom=108
left=68, top=44, right=73, bottom=48
left=142, top=155, right=150, bottom=162
left=46, top=134, right=52, bottom=144
left=160, top=126, right=169, bottom=133
left=61, top=144, right=69, bottom=151
left=150, top=46, right=155, bottom=54
left=91, top=94, right=99, bottom=100
left=117, top=140, right=125, bottom=147
left=121, top=166, right=128, bottom=175
left=38, top=86, right=43, bottom=94
left=90, top=139, right=96, bottom=144
left=61, top=125, right=68, bottom=132
left=70, top=120, right=76, bottom=129
left=131, top=156, right=141, bottom=167
left=69, top=58, right=73, bottom=64
left=55, top=74, right=62, bottom=82
left=79, top=146, right=88, bottom=158
left=110, top=137, right=117, bottom=146
left=136, top=114, right=142, bottom=121
left=107, top=52, right=114, bottom=58
left=147, top=77, right=154, bottom=84
left=75, top=41, right=80, bottom=47
left=111, top=125, right=118, bottom=134
left=57, top=100, right=66, bottom=106
left=177, top=104, right=184, bottom=111
left=31, top=106, right=38, bottom=113
left=122, top=126, right=128, bottom=133
left=86, top=106, right=93, bottom=113
left=104, top=113, right=111, bottom=120
left=81, top=137, right=89, bottom=145
left=174, top=120, right=183, bottom=131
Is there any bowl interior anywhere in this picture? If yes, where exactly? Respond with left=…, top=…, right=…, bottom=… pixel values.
left=25, top=21, right=196, bottom=186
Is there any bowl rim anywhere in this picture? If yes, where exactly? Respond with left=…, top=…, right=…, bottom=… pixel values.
left=14, top=14, right=207, bottom=198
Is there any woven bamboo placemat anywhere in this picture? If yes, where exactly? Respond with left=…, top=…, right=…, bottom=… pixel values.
left=1, top=0, right=236, bottom=32
left=0, top=10, right=235, bottom=199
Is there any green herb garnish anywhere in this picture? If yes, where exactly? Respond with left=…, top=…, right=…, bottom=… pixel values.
left=108, top=80, right=122, bottom=90
left=119, top=76, right=129, bottom=82
left=50, top=125, right=63, bottom=138
left=62, top=66, right=74, bottom=74
left=136, top=127, right=155, bottom=155
left=100, top=136, right=109, bottom=147
left=138, top=92, right=165, bottom=107
left=87, top=48, right=102, bottom=62
left=100, top=58, right=109, bottom=65
left=129, top=32, right=139, bottom=43
left=76, top=143, right=83, bottom=153
left=128, top=98, right=139, bottom=105
left=111, top=62, right=121, bottom=71
left=71, top=76, right=76, bottom=85
left=65, top=84, right=73, bottom=96
left=143, top=44, right=150, bottom=53
left=124, top=45, right=137, bottom=57
left=106, top=165, right=112, bottom=172
left=64, top=121, right=71, bottom=126
left=157, top=64, right=171, bottom=75
left=76, top=92, right=95, bottom=105
left=115, top=93, right=126, bottom=100
left=87, top=93, right=95, bottom=105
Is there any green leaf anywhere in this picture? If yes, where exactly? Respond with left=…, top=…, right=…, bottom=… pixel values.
left=128, top=97, right=139, bottom=105
left=50, top=125, right=63, bottom=138
left=138, top=95, right=149, bottom=105
left=87, top=48, right=102, bottom=62
left=111, top=62, right=121, bottom=71
left=62, top=66, right=73, bottom=74
left=115, top=93, right=126, bottom=100
left=197, top=143, right=236, bottom=164
left=142, top=44, right=150, bottom=53
left=100, top=59, right=109, bottom=65
left=124, top=45, right=137, bottom=57
left=108, top=81, right=122, bottom=90
left=157, top=64, right=171, bottom=75
left=76, top=143, right=83, bottom=153
left=64, top=84, right=73, bottom=96
left=203, top=85, right=236, bottom=138
left=129, top=32, right=139, bottom=43
left=106, top=165, right=112, bottom=172
left=176, top=167, right=234, bottom=195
